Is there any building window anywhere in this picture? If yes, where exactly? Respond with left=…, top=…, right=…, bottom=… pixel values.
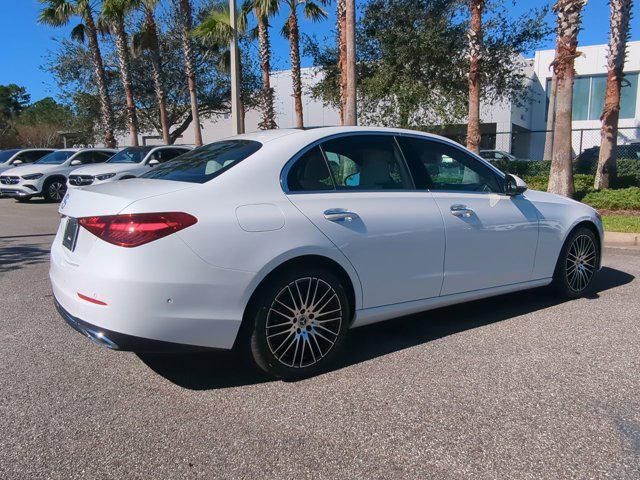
left=546, top=72, right=639, bottom=121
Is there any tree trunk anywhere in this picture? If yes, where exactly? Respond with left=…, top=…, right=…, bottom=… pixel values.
left=344, top=0, right=357, bottom=126
left=177, top=0, right=203, bottom=146
left=145, top=8, right=171, bottom=144
left=113, top=16, right=139, bottom=146
left=548, top=0, right=586, bottom=198
left=337, top=0, right=347, bottom=125
left=595, top=0, right=632, bottom=190
left=543, top=73, right=558, bottom=160
left=288, top=8, right=304, bottom=128
left=466, top=0, right=484, bottom=154
left=257, top=15, right=277, bottom=130
left=83, top=11, right=116, bottom=148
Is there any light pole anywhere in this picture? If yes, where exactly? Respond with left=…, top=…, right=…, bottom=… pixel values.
left=229, top=0, right=244, bottom=134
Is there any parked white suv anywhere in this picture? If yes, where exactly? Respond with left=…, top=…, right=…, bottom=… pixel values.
left=0, top=148, right=116, bottom=202
left=68, top=145, right=191, bottom=189
left=0, top=148, right=55, bottom=175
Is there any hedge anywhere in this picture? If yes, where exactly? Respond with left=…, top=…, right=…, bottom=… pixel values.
left=493, top=159, right=640, bottom=189
left=580, top=187, right=640, bottom=210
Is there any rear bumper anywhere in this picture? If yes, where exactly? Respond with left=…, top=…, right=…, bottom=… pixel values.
left=49, top=223, right=254, bottom=350
left=54, top=298, right=217, bottom=352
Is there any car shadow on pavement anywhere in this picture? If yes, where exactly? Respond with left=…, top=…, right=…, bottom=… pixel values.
left=0, top=237, right=53, bottom=273
left=138, top=267, right=634, bottom=390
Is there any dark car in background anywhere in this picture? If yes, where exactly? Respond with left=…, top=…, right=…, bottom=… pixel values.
left=574, top=143, right=640, bottom=172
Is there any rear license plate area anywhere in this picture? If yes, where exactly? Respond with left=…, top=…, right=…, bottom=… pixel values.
left=63, top=217, right=79, bottom=252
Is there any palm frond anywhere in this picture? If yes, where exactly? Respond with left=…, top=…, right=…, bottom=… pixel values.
left=70, top=22, right=86, bottom=43
left=38, top=0, right=76, bottom=27
left=303, top=2, right=327, bottom=22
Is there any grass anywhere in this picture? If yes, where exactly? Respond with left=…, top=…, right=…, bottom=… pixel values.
left=602, top=215, right=640, bottom=233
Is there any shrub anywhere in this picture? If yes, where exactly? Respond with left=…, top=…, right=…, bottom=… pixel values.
left=581, top=187, right=640, bottom=210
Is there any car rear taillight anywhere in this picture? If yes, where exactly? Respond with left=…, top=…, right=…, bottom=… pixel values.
left=78, top=212, right=197, bottom=248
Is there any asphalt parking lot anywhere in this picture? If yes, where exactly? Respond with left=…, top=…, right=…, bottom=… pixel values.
left=1, top=198, right=639, bottom=479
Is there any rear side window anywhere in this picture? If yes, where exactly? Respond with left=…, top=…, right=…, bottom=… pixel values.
left=321, top=135, right=412, bottom=190
left=142, top=140, right=262, bottom=184
left=287, top=146, right=334, bottom=192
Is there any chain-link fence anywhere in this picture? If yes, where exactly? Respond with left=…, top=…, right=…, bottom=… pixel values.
left=442, top=127, right=640, bottom=162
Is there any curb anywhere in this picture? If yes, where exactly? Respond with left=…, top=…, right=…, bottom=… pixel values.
left=604, top=231, right=639, bottom=247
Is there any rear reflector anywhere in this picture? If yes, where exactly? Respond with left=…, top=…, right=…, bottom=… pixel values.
left=78, top=212, right=197, bottom=248
left=78, top=293, right=108, bottom=306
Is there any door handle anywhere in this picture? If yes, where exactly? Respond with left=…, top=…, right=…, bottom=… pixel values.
left=323, top=208, right=359, bottom=222
left=450, top=204, right=474, bottom=218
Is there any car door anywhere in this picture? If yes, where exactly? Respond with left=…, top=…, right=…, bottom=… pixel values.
left=397, top=136, right=539, bottom=296
left=285, top=133, right=445, bottom=309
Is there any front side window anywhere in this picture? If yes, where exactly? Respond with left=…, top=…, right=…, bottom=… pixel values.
left=398, top=136, right=501, bottom=193
left=36, top=151, right=75, bottom=165
left=321, top=135, right=412, bottom=190
left=142, top=140, right=262, bottom=184
left=287, top=146, right=333, bottom=192
left=0, top=149, right=20, bottom=164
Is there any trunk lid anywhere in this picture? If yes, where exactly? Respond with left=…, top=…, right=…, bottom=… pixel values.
left=59, top=178, right=196, bottom=218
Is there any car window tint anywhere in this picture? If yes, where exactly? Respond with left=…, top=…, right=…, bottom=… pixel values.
left=287, top=146, right=334, bottom=192
left=321, top=135, right=411, bottom=191
left=398, top=136, right=501, bottom=193
left=141, top=140, right=262, bottom=184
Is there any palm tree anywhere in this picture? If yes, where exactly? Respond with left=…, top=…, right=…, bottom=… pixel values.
left=175, top=0, right=203, bottom=146
left=39, top=0, right=116, bottom=148
left=131, top=0, right=171, bottom=144
left=466, top=0, right=484, bottom=154
left=594, top=0, right=633, bottom=190
left=343, top=0, right=357, bottom=125
left=337, top=0, right=346, bottom=124
left=282, top=0, right=328, bottom=128
left=193, top=2, right=248, bottom=132
left=547, top=0, right=587, bottom=197
left=252, top=0, right=279, bottom=129
left=102, top=0, right=139, bottom=146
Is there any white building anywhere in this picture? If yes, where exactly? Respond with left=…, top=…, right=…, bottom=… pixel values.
left=124, top=41, right=640, bottom=160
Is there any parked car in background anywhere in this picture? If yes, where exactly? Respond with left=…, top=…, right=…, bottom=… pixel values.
left=67, top=145, right=191, bottom=189
left=574, top=143, right=640, bottom=172
left=479, top=150, right=517, bottom=162
left=0, top=148, right=54, bottom=175
left=0, top=148, right=117, bottom=202
left=51, top=127, right=603, bottom=380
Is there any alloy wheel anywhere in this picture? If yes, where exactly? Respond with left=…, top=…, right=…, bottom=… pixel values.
left=265, top=277, right=342, bottom=368
left=565, top=234, right=596, bottom=292
left=49, top=181, right=66, bottom=201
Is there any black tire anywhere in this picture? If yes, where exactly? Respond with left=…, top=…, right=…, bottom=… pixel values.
left=551, top=226, right=599, bottom=298
left=43, top=178, right=67, bottom=203
left=16, top=197, right=30, bottom=203
left=245, top=266, right=351, bottom=380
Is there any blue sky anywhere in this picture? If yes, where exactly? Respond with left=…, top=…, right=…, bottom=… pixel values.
left=0, top=0, right=638, bottom=102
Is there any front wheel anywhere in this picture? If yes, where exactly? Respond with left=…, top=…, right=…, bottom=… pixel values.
left=43, top=178, right=67, bottom=202
left=247, top=267, right=351, bottom=380
left=551, top=227, right=599, bottom=298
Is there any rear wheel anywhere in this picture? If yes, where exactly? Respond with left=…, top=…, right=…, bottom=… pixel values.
left=552, top=227, right=599, bottom=298
left=246, top=266, right=351, bottom=380
left=43, top=178, right=67, bottom=202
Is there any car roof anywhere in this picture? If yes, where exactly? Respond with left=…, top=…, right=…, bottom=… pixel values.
left=233, top=126, right=463, bottom=146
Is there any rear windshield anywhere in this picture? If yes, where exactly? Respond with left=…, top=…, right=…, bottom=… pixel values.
left=108, top=146, right=154, bottom=164
left=141, top=140, right=262, bottom=183
left=36, top=151, right=75, bottom=165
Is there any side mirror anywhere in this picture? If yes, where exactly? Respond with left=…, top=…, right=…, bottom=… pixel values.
left=148, top=159, right=160, bottom=166
left=12, top=159, right=23, bottom=165
left=70, top=159, right=82, bottom=166
left=505, top=174, right=527, bottom=196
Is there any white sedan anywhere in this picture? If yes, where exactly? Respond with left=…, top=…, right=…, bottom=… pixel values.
left=67, top=145, right=191, bottom=189
left=50, top=127, right=603, bottom=379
